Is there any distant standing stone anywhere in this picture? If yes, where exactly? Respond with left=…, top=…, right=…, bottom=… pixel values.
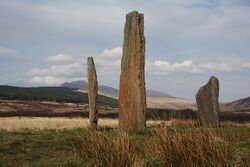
left=196, top=76, right=220, bottom=127
left=119, top=11, right=147, bottom=132
left=87, top=57, right=98, bottom=128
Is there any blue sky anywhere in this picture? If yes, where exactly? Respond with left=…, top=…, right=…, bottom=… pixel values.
left=0, top=0, right=250, bottom=102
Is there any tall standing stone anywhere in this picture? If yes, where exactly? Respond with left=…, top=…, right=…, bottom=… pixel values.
left=196, top=76, right=220, bottom=127
left=119, top=11, right=146, bottom=132
left=87, top=57, right=98, bottom=128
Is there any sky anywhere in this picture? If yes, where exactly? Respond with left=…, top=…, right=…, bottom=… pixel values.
left=0, top=0, right=250, bottom=102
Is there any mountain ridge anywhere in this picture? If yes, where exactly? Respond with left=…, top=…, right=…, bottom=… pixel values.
left=60, top=80, right=87, bottom=89
left=60, top=80, right=172, bottom=98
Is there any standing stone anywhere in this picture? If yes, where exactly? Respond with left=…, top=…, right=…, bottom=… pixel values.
left=87, top=57, right=98, bottom=128
left=196, top=76, right=220, bottom=127
left=119, top=11, right=146, bottom=132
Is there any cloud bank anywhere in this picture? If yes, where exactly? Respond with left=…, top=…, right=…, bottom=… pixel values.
left=27, top=47, right=232, bottom=85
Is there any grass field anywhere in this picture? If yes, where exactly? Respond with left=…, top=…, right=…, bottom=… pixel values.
left=0, top=117, right=117, bottom=131
left=0, top=117, right=168, bottom=131
left=0, top=119, right=249, bottom=166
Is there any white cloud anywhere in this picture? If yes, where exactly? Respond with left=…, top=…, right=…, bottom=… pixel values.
left=30, top=76, right=66, bottom=85
left=27, top=62, right=84, bottom=85
left=241, top=62, right=250, bottom=69
left=30, top=76, right=84, bottom=86
left=0, top=46, right=19, bottom=55
left=94, top=47, right=122, bottom=74
left=91, top=47, right=233, bottom=76
left=27, top=47, right=122, bottom=85
left=27, top=63, right=83, bottom=77
left=147, top=60, right=232, bottom=76
left=47, top=54, right=72, bottom=62
left=98, top=47, right=122, bottom=59
left=198, top=62, right=232, bottom=72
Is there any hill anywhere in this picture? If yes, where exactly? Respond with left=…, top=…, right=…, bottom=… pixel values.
left=0, top=85, right=118, bottom=107
left=61, top=80, right=172, bottom=98
left=147, top=89, right=172, bottom=97
left=60, top=80, right=87, bottom=89
left=99, top=86, right=119, bottom=97
left=77, top=88, right=196, bottom=110
left=221, top=96, right=250, bottom=112
left=75, top=83, right=195, bottom=110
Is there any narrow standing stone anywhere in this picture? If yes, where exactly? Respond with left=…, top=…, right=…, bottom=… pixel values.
left=87, top=57, right=98, bottom=128
left=196, top=76, right=220, bottom=127
left=119, top=11, right=147, bottom=132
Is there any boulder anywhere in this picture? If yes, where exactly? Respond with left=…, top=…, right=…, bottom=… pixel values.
left=196, top=76, right=220, bottom=127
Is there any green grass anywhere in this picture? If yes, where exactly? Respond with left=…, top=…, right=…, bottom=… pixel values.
left=0, top=129, right=86, bottom=166
left=0, top=85, right=118, bottom=107
left=0, top=123, right=249, bottom=167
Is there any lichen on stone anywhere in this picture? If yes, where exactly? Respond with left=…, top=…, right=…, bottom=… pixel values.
left=122, top=13, right=132, bottom=73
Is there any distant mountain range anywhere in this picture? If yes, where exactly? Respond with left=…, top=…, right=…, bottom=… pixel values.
left=60, top=80, right=172, bottom=98
left=59, top=80, right=250, bottom=111
left=0, top=83, right=249, bottom=111
left=221, top=96, right=250, bottom=112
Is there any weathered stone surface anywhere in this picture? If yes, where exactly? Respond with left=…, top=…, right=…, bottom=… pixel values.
left=196, top=76, right=220, bottom=127
left=87, top=57, right=98, bottom=128
left=119, top=11, right=146, bottom=132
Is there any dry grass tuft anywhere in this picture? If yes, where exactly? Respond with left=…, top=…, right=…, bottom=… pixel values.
left=170, top=118, right=199, bottom=128
left=220, top=121, right=238, bottom=127
left=149, top=127, right=241, bottom=167
left=75, top=129, right=136, bottom=167
left=74, top=120, right=248, bottom=167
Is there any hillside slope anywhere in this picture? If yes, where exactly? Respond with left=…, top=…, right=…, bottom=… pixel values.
left=0, top=85, right=118, bottom=107
left=77, top=88, right=196, bottom=110
left=99, top=86, right=119, bottom=97
left=147, top=89, right=172, bottom=97
left=221, top=96, right=250, bottom=112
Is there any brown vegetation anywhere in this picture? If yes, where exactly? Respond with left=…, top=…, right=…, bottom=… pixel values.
left=74, top=120, right=250, bottom=166
left=0, top=117, right=168, bottom=131
left=1, top=100, right=250, bottom=123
